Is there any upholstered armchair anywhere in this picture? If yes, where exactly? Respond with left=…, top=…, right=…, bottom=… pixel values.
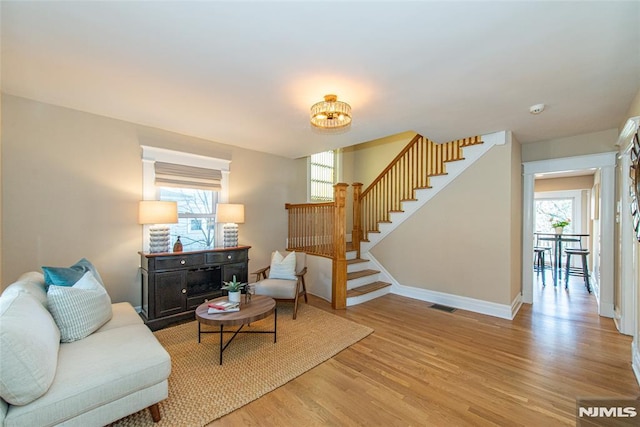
left=252, top=251, right=307, bottom=319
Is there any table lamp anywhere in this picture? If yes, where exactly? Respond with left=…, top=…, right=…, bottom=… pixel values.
left=216, top=203, right=245, bottom=247
left=139, top=201, right=179, bottom=253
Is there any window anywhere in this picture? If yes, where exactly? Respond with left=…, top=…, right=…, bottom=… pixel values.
left=535, top=198, right=574, bottom=233
left=534, top=190, right=583, bottom=234
left=159, top=187, right=218, bottom=251
left=142, top=146, right=230, bottom=251
left=309, top=150, right=335, bottom=201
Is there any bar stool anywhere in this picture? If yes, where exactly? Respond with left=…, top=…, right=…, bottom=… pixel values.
left=534, top=246, right=551, bottom=285
left=564, top=248, right=591, bottom=292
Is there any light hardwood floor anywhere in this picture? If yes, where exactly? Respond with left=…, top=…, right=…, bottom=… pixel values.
left=210, top=273, right=639, bottom=426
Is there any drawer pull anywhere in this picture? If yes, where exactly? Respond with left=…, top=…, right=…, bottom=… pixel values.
left=182, top=289, right=187, bottom=294
left=227, top=255, right=232, bottom=259
left=180, top=259, right=186, bottom=265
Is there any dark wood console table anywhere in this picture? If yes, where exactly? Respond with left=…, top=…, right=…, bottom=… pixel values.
left=139, top=246, right=250, bottom=330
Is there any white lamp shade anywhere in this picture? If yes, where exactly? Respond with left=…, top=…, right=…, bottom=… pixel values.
left=138, top=201, right=178, bottom=224
left=216, top=203, right=245, bottom=223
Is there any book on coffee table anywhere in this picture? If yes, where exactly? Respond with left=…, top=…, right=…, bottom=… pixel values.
left=207, top=300, right=240, bottom=313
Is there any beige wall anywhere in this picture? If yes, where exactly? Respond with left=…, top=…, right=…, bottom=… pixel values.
left=339, top=131, right=415, bottom=234
left=1, top=95, right=306, bottom=304
left=370, top=139, right=521, bottom=305
left=0, top=93, right=3, bottom=284
left=534, top=175, right=594, bottom=192
left=521, top=128, right=619, bottom=162
left=510, top=135, right=523, bottom=302
left=343, top=130, right=416, bottom=188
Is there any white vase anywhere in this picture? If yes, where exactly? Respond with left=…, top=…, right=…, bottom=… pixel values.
left=228, top=291, right=241, bottom=303
left=554, top=226, right=564, bottom=234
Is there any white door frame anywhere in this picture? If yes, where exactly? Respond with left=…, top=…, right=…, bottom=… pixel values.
left=618, top=116, right=640, bottom=336
left=522, top=152, right=617, bottom=317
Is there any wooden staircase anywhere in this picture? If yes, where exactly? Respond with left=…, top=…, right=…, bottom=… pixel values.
left=345, top=243, right=391, bottom=305
left=285, top=131, right=505, bottom=309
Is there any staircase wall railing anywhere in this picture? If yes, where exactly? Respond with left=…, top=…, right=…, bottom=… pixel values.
left=352, top=134, right=483, bottom=256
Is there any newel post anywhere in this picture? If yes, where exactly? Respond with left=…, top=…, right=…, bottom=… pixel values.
left=352, top=183, right=363, bottom=259
left=332, top=183, right=348, bottom=310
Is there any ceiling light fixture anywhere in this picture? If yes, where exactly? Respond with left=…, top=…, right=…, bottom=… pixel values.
left=310, top=94, right=352, bottom=129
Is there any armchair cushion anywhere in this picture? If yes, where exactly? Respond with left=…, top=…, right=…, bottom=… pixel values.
left=253, top=278, right=298, bottom=299
left=268, top=251, right=297, bottom=280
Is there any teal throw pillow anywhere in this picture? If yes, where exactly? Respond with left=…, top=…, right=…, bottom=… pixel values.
left=42, top=258, right=105, bottom=288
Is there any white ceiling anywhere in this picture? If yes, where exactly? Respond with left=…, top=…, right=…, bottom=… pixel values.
left=2, top=1, right=639, bottom=159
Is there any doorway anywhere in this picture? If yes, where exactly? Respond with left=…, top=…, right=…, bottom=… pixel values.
left=522, top=153, right=617, bottom=317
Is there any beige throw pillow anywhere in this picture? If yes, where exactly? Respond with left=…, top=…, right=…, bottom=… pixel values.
left=47, top=271, right=113, bottom=343
left=269, top=251, right=297, bottom=280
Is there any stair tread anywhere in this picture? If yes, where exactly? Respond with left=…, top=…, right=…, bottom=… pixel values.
left=347, top=258, right=369, bottom=265
left=346, top=281, right=391, bottom=297
left=347, top=269, right=380, bottom=280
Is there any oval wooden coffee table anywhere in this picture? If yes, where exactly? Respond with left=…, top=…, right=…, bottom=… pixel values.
left=195, top=295, right=276, bottom=365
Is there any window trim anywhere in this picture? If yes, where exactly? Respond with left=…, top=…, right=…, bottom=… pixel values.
left=141, top=146, right=231, bottom=250
left=308, top=149, right=341, bottom=202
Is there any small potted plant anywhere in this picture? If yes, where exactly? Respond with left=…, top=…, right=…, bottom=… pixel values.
left=551, top=218, right=570, bottom=234
left=222, top=275, right=245, bottom=303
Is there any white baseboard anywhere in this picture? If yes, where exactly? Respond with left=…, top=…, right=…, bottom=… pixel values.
left=364, top=251, right=522, bottom=320
left=392, top=283, right=521, bottom=320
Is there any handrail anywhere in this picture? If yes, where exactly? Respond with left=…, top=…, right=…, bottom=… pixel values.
left=360, top=133, right=422, bottom=199
left=285, top=184, right=348, bottom=309
left=354, top=134, right=483, bottom=245
left=285, top=202, right=336, bottom=258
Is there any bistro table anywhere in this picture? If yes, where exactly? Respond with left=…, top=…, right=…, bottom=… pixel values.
left=534, top=232, right=589, bottom=287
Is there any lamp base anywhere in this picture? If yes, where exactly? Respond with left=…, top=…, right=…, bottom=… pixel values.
left=149, top=225, right=171, bottom=253
left=223, top=223, right=239, bottom=247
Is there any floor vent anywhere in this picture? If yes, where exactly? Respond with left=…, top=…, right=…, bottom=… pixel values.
left=430, top=304, right=456, bottom=313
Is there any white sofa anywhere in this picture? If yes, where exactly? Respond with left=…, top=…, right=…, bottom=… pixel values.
left=0, top=272, right=171, bottom=427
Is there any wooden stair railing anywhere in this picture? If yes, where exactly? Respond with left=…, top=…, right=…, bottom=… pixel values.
left=352, top=134, right=483, bottom=255
left=286, top=135, right=482, bottom=308
left=286, top=183, right=348, bottom=309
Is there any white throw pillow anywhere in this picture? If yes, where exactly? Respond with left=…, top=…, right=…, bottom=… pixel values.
left=269, top=251, right=297, bottom=280
left=47, top=271, right=113, bottom=343
left=0, top=290, right=60, bottom=405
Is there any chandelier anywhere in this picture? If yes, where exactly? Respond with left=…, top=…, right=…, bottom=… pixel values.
left=310, top=94, right=352, bottom=129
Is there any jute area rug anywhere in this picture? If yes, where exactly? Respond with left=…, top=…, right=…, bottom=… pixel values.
left=112, top=303, right=373, bottom=427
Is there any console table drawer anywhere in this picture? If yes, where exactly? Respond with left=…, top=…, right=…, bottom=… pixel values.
left=206, top=250, right=247, bottom=264
left=155, top=254, right=206, bottom=270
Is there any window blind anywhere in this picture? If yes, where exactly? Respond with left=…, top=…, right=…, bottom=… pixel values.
left=154, top=162, right=223, bottom=191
